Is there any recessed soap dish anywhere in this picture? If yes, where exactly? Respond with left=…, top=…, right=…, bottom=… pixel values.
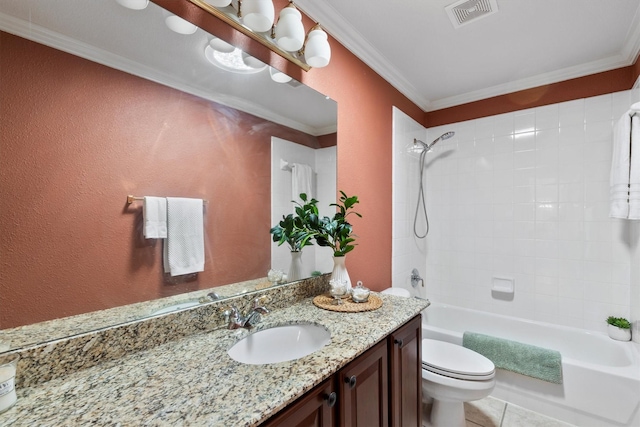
left=491, top=276, right=514, bottom=294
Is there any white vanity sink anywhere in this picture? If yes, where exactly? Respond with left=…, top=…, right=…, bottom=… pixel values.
left=228, top=323, right=331, bottom=365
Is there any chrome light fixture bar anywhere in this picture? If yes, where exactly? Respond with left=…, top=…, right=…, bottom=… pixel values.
left=189, top=0, right=330, bottom=71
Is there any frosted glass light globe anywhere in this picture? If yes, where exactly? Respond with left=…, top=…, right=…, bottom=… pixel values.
left=304, top=27, right=331, bottom=68
left=241, top=0, right=275, bottom=33
left=274, top=6, right=304, bottom=52
left=115, top=0, right=149, bottom=10
left=269, top=67, right=292, bottom=83
left=165, top=14, right=198, bottom=35
left=209, top=37, right=235, bottom=53
left=204, top=0, right=232, bottom=6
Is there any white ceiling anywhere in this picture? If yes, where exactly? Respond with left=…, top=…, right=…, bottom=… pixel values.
left=295, top=0, right=640, bottom=111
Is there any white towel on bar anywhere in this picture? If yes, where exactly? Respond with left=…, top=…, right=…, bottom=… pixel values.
left=143, top=196, right=167, bottom=239
left=163, top=197, right=205, bottom=276
left=629, top=114, right=640, bottom=219
left=292, top=163, right=313, bottom=203
left=610, top=113, right=632, bottom=218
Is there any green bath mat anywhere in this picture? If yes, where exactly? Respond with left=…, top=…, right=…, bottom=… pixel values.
left=463, top=331, right=563, bottom=384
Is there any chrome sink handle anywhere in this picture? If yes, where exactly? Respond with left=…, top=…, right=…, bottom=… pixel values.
left=222, top=305, right=244, bottom=330
left=221, top=299, right=269, bottom=330
left=251, top=297, right=269, bottom=315
left=243, top=298, right=269, bottom=329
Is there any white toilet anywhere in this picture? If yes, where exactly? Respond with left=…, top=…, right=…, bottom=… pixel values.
left=380, top=288, right=495, bottom=427
left=421, top=339, right=495, bottom=427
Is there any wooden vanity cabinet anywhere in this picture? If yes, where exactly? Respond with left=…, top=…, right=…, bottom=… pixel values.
left=389, top=315, right=422, bottom=427
left=263, top=377, right=337, bottom=427
left=339, top=339, right=388, bottom=427
left=262, top=315, right=422, bottom=427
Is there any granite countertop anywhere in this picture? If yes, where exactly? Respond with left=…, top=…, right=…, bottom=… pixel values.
left=3, top=293, right=428, bottom=426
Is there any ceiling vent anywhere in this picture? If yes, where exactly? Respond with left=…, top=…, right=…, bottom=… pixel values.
left=445, top=0, right=499, bottom=28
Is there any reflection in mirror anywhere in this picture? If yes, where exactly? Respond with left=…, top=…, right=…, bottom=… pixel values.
left=0, top=0, right=336, bottom=353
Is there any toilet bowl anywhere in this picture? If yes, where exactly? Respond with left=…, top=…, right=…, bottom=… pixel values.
left=421, top=339, right=495, bottom=427
left=380, top=288, right=495, bottom=426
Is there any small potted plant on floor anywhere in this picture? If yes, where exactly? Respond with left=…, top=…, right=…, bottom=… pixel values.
left=606, top=316, right=632, bottom=341
left=270, top=193, right=319, bottom=282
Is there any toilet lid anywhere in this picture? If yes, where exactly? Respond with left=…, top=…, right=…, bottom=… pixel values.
left=422, top=339, right=495, bottom=381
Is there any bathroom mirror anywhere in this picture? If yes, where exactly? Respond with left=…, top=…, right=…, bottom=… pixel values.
left=0, top=0, right=336, bottom=352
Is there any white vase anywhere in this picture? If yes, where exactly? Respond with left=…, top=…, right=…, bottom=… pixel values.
left=607, top=324, right=631, bottom=341
left=288, top=251, right=304, bottom=282
left=331, top=256, right=352, bottom=292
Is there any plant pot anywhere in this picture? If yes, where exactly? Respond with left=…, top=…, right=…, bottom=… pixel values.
left=607, top=324, right=631, bottom=341
left=288, top=251, right=304, bottom=282
left=331, top=255, right=352, bottom=292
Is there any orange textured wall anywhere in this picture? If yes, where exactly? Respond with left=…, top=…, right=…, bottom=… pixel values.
left=0, top=32, right=326, bottom=328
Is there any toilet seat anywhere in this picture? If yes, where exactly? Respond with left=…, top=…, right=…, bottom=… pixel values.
left=422, top=339, right=495, bottom=381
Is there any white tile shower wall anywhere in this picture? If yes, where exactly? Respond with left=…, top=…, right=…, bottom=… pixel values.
left=396, top=89, right=640, bottom=333
left=314, top=146, right=338, bottom=274
left=270, top=137, right=336, bottom=277
left=392, top=107, right=429, bottom=298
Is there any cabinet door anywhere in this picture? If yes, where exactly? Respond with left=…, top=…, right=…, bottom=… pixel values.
left=389, top=314, right=422, bottom=427
left=339, top=339, right=389, bottom=427
left=262, top=377, right=336, bottom=427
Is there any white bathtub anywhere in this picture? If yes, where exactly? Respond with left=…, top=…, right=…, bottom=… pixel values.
left=422, top=303, right=640, bottom=427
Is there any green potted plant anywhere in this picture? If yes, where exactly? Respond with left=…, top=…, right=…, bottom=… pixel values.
left=270, top=193, right=319, bottom=281
left=606, top=316, right=631, bottom=341
left=312, top=191, right=361, bottom=289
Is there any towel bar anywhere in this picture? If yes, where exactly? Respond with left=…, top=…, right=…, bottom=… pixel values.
left=126, top=195, right=208, bottom=204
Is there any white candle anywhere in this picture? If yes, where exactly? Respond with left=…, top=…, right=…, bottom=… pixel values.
left=0, top=359, right=18, bottom=413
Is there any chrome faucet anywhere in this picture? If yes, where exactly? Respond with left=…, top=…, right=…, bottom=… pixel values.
left=223, top=298, right=269, bottom=330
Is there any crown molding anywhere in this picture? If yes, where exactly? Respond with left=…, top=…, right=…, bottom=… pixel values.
left=294, top=0, right=432, bottom=111
left=0, top=12, right=324, bottom=136
left=295, top=1, right=640, bottom=113
left=427, top=53, right=633, bottom=111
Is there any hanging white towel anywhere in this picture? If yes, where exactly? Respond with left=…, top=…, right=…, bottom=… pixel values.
left=291, top=163, right=313, bottom=203
left=163, top=197, right=205, bottom=276
left=143, top=196, right=167, bottom=239
left=610, top=113, right=632, bottom=218
left=629, top=114, right=640, bottom=219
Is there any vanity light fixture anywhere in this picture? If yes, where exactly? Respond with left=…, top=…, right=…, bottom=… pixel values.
left=115, top=0, right=149, bottom=10
left=241, top=51, right=268, bottom=70
left=209, top=36, right=235, bottom=53
left=204, top=0, right=232, bottom=6
left=272, top=3, right=305, bottom=52
left=189, top=0, right=331, bottom=70
left=301, top=24, right=331, bottom=68
left=269, top=66, right=292, bottom=83
left=164, top=12, right=198, bottom=34
left=241, top=0, right=276, bottom=33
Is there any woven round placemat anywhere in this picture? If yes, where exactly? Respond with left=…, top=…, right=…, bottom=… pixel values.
left=313, top=293, right=383, bottom=312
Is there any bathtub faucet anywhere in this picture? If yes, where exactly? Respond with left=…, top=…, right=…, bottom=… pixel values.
left=411, top=268, right=424, bottom=288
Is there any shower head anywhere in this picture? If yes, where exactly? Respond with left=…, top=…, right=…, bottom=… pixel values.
left=412, top=131, right=455, bottom=153
left=427, top=131, right=455, bottom=149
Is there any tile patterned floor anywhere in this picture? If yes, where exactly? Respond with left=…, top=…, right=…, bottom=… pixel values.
left=422, top=396, right=575, bottom=427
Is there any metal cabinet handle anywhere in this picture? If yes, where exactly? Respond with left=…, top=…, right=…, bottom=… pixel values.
left=345, top=375, right=357, bottom=389
left=394, top=338, right=403, bottom=346
left=325, top=391, right=337, bottom=408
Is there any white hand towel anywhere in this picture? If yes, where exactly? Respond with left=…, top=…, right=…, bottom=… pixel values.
left=163, top=197, right=205, bottom=276
left=143, top=196, right=167, bottom=239
left=629, top=115, right=640, bottom=219
left=292, top=163, right=313, bottom=203
left=610, top=112, right=632, bottom=218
